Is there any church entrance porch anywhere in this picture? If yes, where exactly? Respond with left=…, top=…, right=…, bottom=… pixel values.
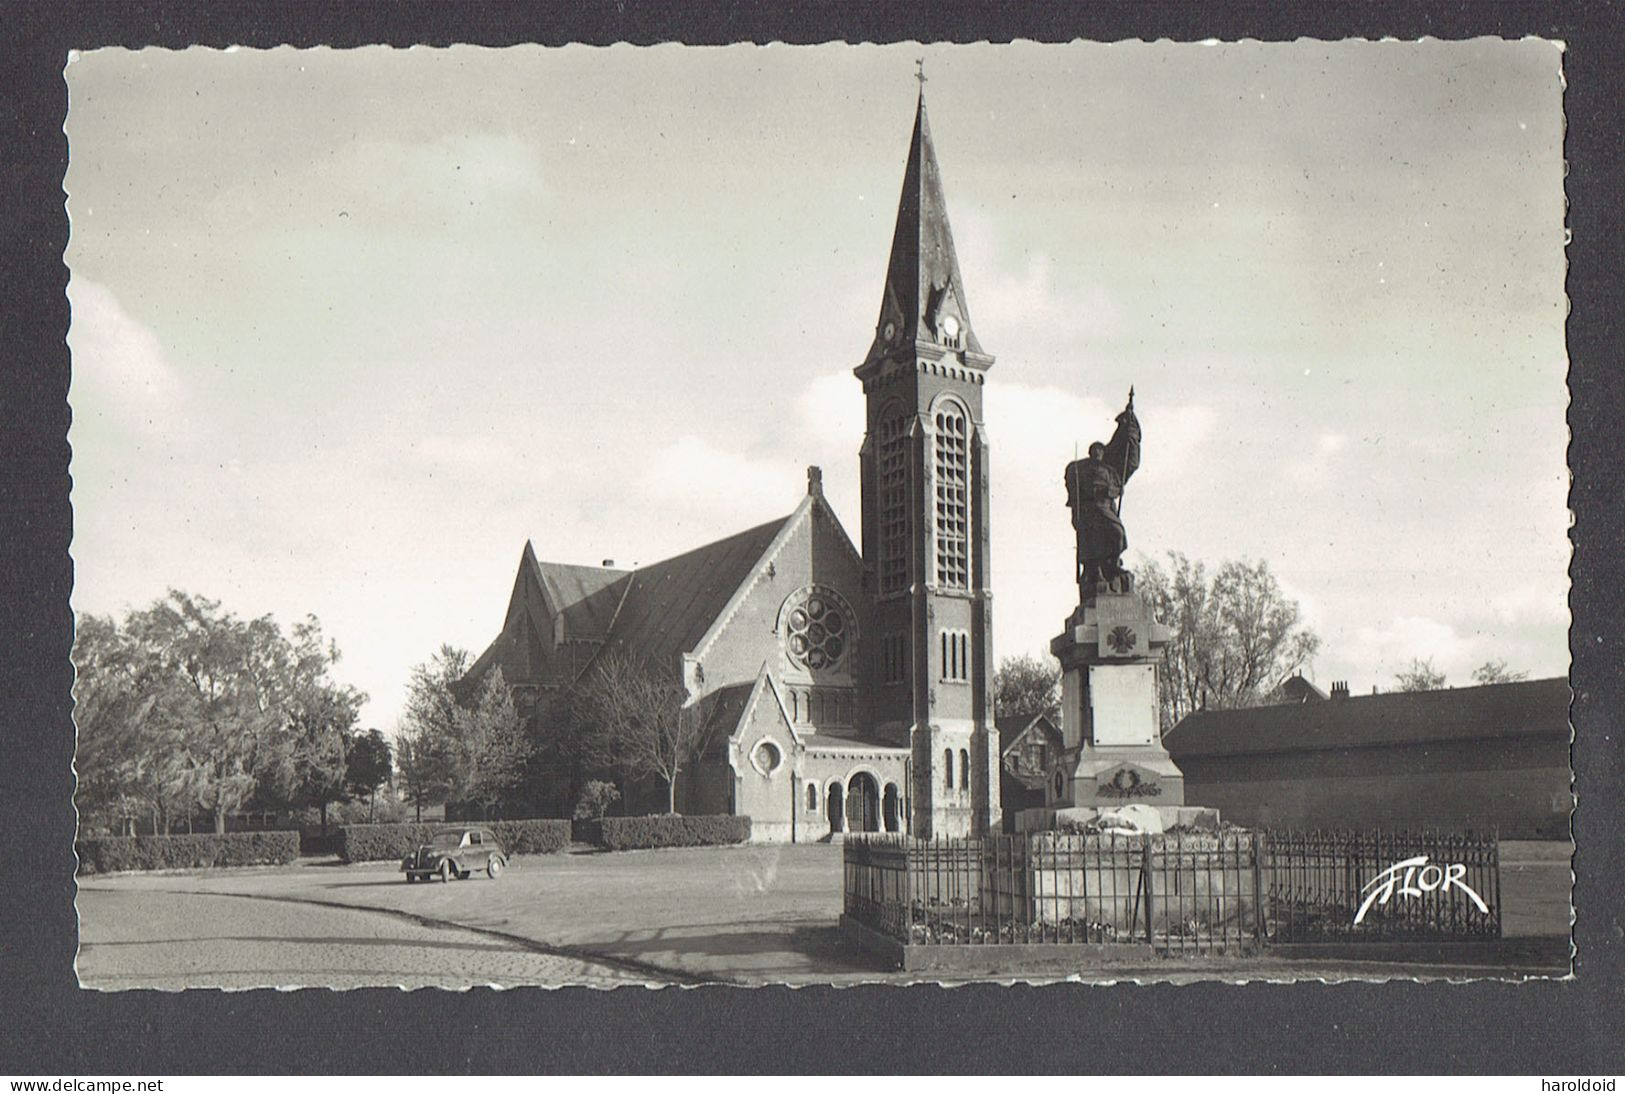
left=847, top=773, right=881, bottom=834
left=805, top=750, right=910, bottom=841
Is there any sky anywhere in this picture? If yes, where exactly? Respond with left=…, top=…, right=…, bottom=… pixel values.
left=64, top=40, right=1569, bottom=735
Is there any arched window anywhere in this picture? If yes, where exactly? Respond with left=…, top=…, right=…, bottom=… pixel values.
left=939, top=630, right=970, bottom=682
left=933, top=403, right=970, bottom=590
left=877, top=409, right=909, bottom=594
left=959, top=748, right=970, bottom=790
left=943, top=749, right=953, bottom=790
left=806, top=783, right=818, bottom=811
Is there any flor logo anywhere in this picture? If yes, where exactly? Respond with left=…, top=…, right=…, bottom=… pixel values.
left=1353, top=855, right=1491, bottom=926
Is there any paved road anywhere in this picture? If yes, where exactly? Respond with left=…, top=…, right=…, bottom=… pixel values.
left=76, top=886, right=647, bottom=990
left=77, top=840, right=1570, bottom=988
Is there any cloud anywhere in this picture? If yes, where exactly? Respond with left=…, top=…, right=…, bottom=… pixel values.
left=1346, top=613, right=1486, bottom=684
left=639, top=434, right=798, bottom=521
left=796, top=370, right=866, bottom=442
left=1284, top=431, right=1351, bottom=487
left=66, top=277, right=187, bottom=436
left=954, top=207, right=1121, bottom=351
left=1488, top=574, right=1570, bottom=627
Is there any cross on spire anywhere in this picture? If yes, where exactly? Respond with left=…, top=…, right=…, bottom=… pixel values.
left=915, top=58, right=927, bottom=92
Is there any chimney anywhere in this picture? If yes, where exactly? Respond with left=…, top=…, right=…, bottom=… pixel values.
left=1330, top=681, right=1350, bottom=700
left=807, top=465, right=823, bottom=496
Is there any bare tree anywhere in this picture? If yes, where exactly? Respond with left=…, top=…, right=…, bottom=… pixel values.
left=1394, top=657, right=1448, bottom=692
left=1138, top=552, right=1321, bottom=730
left=1471, top=659, right=1529, bottom=685
left=573, top=647, right=718, bottom=814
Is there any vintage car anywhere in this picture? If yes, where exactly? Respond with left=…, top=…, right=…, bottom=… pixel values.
left=401, top=827, right=508, bottom=882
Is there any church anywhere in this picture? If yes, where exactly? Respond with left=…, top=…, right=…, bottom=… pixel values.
left=466, top=92, right=1002, bottom=840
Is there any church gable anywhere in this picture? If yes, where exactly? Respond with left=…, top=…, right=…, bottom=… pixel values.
left=689, top=485, right=864, bottom=699
left=725, top=668, right=801, bottom=841
left=464, top=548, right=554, bottom=692
left=466, top=546, right=632, bottom=695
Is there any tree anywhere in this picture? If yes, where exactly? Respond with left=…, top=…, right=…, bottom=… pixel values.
left=396, top=645, right=468, bottom=820
left=73, top=592, right=367, bottom=835
left=282, top=617, right=367, bottom=832
left=1137, top=552, right=1321, bottom=730
left=452, top=667, right=530, bottom=816
left=993, top=654, right=1061, bottom=720
left=1394, top=658, right=1448, bottom=692
left=573, top=647, right=719, bottom=814
left=1472, top=659, right=1530, bottom=685
left=573, top=779, right=620, bottom=820
left=73, top=613, right=190, bottom=835
left=344, top=728, right=393, bottom=823
left=393, top=732, right=443, bottom=824
left=127, top=593, right=296, bottom=834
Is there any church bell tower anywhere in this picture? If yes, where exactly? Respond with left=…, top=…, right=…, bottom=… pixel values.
left=856, top=89, right=999, bottom=837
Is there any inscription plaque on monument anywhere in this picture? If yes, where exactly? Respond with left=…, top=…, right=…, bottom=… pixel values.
left=1088, top=663, right=1159, bottom=747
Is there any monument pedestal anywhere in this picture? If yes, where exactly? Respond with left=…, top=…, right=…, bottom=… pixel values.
left=1046, top=590, right=1200, bottom=827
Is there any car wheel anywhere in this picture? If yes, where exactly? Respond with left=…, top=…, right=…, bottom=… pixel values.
left=438, top=860, right=451, bottom=883
left=487, top=856, right=504, bottom=879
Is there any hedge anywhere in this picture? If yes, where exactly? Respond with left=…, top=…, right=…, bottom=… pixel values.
left=75, top=831, right=300, bottom=875
left=591, top=814, right=751, bottom=851
left=337, top=819, right=572, bottom=863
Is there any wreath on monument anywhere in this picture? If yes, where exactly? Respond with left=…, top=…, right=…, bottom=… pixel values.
left=1099, top=766, right=1162, bottom=798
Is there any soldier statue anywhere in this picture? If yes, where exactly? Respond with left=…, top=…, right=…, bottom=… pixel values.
left=1064, top=390, right=1141, bottom=600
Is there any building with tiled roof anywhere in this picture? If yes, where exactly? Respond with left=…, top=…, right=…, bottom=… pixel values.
left=1164, top=677, right=1572, bottom=838
left=995, top=712, right=1062, bottom=830
left=466, top=91, right=1000, bottom=841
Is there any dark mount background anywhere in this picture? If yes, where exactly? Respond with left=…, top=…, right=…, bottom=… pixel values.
left=3, top=1, right=1620, bottom=1076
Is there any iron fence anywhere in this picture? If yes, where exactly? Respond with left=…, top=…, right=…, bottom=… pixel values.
left=1263, top=829, right=1502, bottom=942
left=844, top=827, right=1502, bottom=955
left=844, top=831, right=1262, bottom=954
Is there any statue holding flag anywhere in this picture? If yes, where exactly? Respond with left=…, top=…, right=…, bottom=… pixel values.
left=1064, top=389, right=1141, bottom=599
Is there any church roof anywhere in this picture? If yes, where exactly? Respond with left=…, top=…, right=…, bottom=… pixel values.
left=1164, top=676, right=1570, bottom=759
left=858, top=93, right=987, bottom=372
left=696, top=680, right=762, bottom=762
left=603, top=515, right=793, bottom=670
left=524, top=549, right=631, bottom=640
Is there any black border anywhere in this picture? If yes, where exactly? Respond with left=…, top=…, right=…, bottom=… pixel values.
left=4, top=1, right=1621, bottom=1075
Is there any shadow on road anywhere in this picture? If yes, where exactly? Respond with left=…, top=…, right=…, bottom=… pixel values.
left=82, top=933, right=525, bottom=953
left=589, top=923, right=886, bottom=979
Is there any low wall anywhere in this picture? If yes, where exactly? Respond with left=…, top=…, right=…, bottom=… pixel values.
left=839, top=915, right=1155, bottom=974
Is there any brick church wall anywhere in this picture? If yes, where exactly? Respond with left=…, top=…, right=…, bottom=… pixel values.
left=693, top=501, right=864, bottom=699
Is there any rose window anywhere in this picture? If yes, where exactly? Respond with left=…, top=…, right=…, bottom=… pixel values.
left=786, top=593, right=847, bottom=670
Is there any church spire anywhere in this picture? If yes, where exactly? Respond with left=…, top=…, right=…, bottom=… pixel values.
left=858, top=88, right=989, bottom=377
